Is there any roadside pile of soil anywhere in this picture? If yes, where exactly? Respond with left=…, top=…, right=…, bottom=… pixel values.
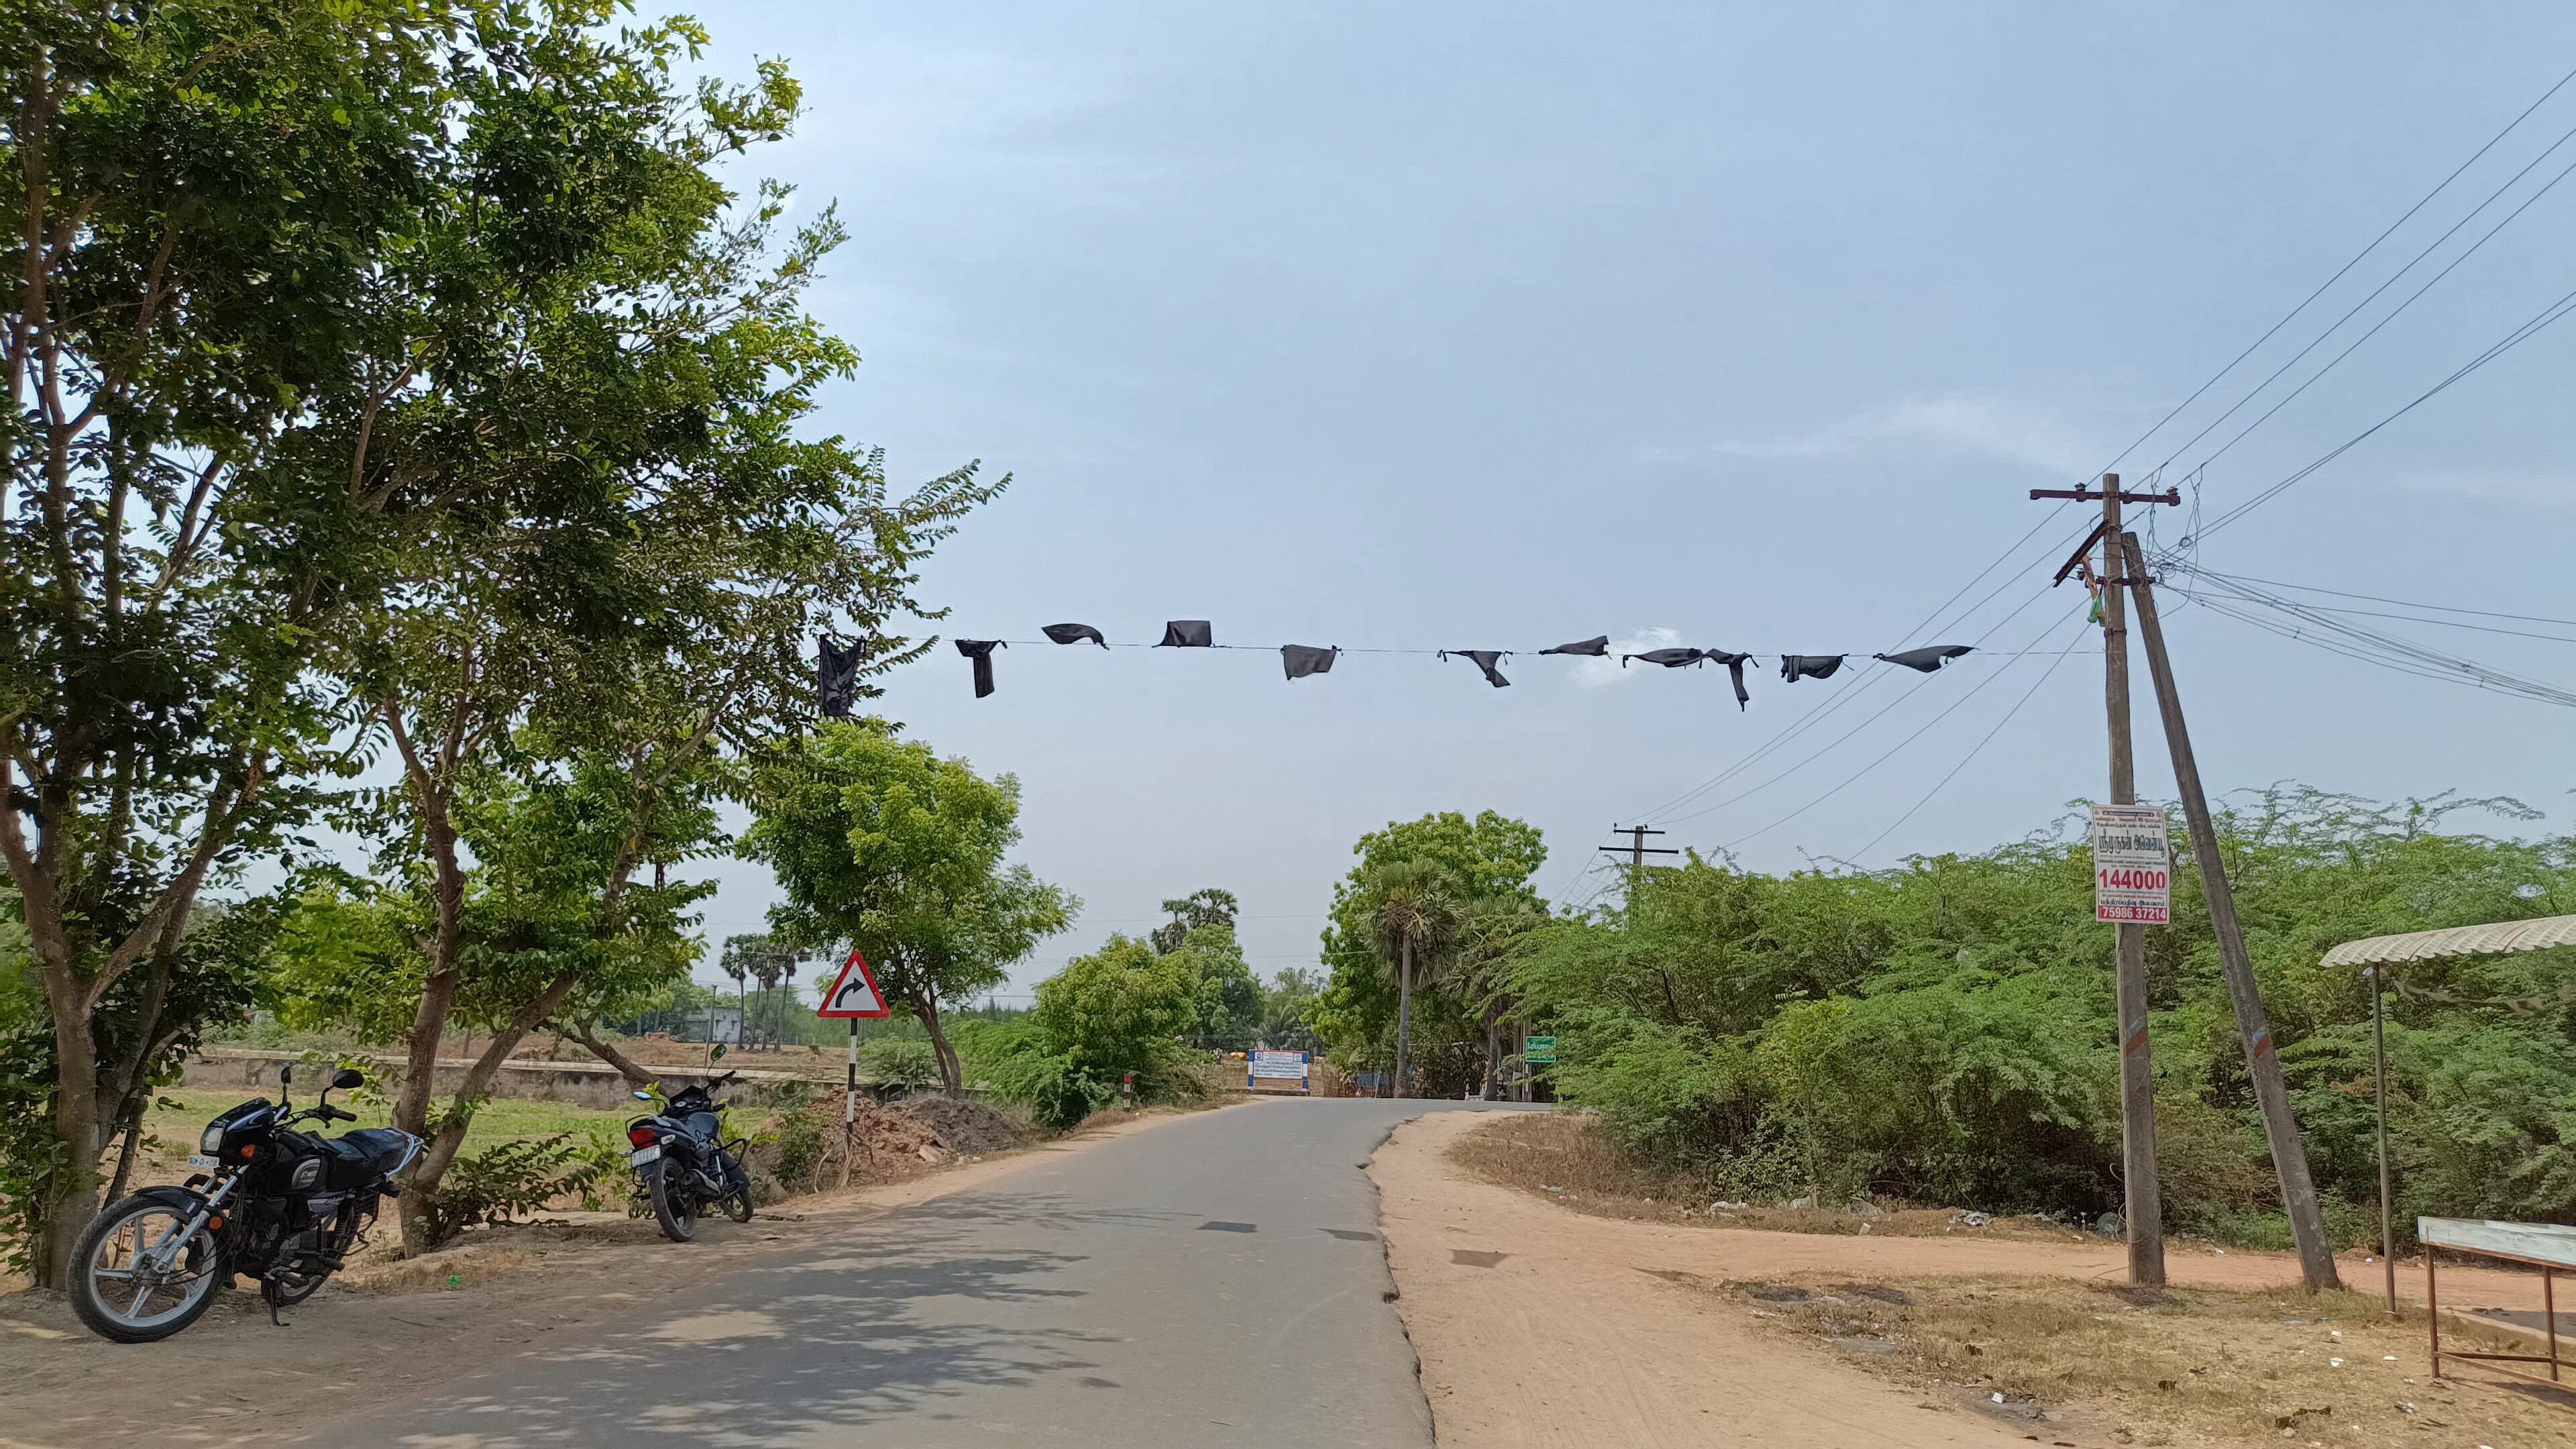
left=895, top=1095, right=1027, bottom=1155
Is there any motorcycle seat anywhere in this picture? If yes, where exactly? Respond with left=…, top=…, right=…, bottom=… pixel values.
left=323, top=1128, right=415, bottom=1179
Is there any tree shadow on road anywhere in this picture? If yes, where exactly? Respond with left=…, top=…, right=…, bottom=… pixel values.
left=302, top=1193, right=1189, bottom=1446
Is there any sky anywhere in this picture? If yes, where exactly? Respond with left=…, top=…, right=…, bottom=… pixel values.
left=674, top=3, right=2576, bottom=1000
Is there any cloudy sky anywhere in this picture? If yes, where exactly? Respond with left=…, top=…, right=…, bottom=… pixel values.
left=678, top=3, right=2576, bottom=998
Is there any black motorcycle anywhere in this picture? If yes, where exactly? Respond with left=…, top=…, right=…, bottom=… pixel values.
left=69, top=1064, right=421, bottom=1342
left=624, top=1071, right=753, bottom=1242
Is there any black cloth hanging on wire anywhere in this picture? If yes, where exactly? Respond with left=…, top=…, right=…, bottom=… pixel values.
left=1625, top=647, right=1707, bottom=668
left=1042, top=623, right=1108, bottom=647
left=1779, top=654, right=1845, bottom=683
left=1442, top=649, right=1511, bottom=688
left=1159, top=620, right=1212, bottom=647
left=1281, top=645, right=1338, bottom=680
left=816, top=638, right=867, bottom=717
left=955, top=639, right=1005, bottom=698
left=1874, top=644, right=1974, bottom=673
left=1707, top=649, right=1754, bottom=709
left=1541, top=635, right=1610, bottom=657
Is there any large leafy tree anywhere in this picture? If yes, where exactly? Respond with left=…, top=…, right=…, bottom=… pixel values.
left=0, top=0, right=502, bottom=1282
left=744, top=722, right=1075, bottom=1094
left=1310, top=811, right=1547, bottom=1095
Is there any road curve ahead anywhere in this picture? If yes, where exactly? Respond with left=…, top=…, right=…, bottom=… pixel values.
left=310, top=1099, right=1516, bottom=1448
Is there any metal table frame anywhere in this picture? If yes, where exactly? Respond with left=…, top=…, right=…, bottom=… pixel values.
left=2422, top=1220, right=2567, bottom=1389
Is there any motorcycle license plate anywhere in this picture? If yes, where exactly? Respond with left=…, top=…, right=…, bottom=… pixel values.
left=186, top=1154, right=220, bottom=1171
left=629, top=1144, right=661, bottom=1166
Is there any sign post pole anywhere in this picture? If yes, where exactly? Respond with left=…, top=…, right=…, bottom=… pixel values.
left=816, top=948, right=892, bottom=1189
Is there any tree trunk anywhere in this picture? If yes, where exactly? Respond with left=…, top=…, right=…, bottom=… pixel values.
left=1393, top=938, right=1414, bottom=1099
left=403, top=967, right=586, bottom=1226
left=35, top=1008, right=107, bottom=1289
left=912, top=987, right=963, bottom=1095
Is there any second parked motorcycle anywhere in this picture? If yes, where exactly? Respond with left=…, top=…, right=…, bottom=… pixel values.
left=625, top=1071, right=753, bottom=1241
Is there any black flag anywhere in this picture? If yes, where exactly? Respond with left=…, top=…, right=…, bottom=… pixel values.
left=1158, top=620, right=1213, bottom=647
left=1043, top=623, right=1109, bottom=647
left=816, top=638, right=867, bottom=717
left=1541, top=635, right=1610, bottom=657
left=1780, top=654, right=1845, bottom=683
left=955, top=639, right=1005, bottom=698
left=1874, top=645, right=1974, bottom=673
left=1281, top=645, right=1338, bottom=680
left=1444, top=649, right=1511, bottom=688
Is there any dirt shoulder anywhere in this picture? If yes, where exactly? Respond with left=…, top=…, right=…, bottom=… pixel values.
left=0, top=1108, right=1203, bottom=1449
left=1371, top=1112, right=2571, bottom=1449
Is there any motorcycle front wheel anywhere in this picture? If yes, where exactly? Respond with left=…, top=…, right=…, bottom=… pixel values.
left=644, top=1162, right=697, bottom=1242
left=68, top=1195, right=224, bottom=1342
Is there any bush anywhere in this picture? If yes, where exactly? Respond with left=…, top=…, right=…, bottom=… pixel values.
left=413, top=1134, right=610, bottom=1250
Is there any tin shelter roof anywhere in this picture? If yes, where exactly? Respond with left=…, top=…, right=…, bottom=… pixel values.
left=2320, top=914, right=2576, bottom=969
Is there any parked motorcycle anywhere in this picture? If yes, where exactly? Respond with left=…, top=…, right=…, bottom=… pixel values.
left=69, top=1064, right=421, bottom=1342
left=624, top=1071, right=753, bottom=1242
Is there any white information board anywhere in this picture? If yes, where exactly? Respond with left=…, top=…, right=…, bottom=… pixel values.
left=2091, top=803, right=2171, bottom=925
left=1248, top=1050, right=1310, bottom=1092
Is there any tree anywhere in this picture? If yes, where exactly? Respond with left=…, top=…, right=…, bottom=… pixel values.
left=1310, top=812, right=1546, bottom=1095
left=1030, top=934, right=1201, bottom=1084
left=1151, top=888, right=1239, bottom=955
left=1165, top=922, right=1263, bottom=1051
left=1360, top=859, right=1456, bottom=1098
left=0, top=1, right=508, bottom=1283
left=743, top=722, right=1075, bottom=1093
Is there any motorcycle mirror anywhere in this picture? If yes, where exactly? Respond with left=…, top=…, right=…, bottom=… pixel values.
left=333, top=1068, right=364, bottom=1091
left=633, top=1089, right=655, bottom=1102
left=278, top=1063, right=294, bottom=1085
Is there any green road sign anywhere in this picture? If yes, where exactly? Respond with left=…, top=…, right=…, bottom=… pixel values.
left=1523, top=1034, right=1556, bottom=1065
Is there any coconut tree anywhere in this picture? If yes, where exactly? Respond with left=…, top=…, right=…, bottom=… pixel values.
left=1361, top=860, right=1457, bottom=1097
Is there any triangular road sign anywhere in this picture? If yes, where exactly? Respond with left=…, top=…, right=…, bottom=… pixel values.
left=816, top=948, right=891, bottom=1019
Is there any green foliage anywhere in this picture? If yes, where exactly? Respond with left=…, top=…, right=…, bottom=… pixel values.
left=1309, top=811, right=1548, bottom=1092
left=743, top=720, right=1073, bottom=1090
left=1511, top=787, right=2576, bottom=1244
left=414, top=1133, right=611, bottom=1250
left=956, top=933, right=1212, bottom=1132
left=1151, top=888, right=1240, bottom=955
left=1165, top=923, right=1265, bottom=1051
left=860, top=1036, right=941, bottom=1088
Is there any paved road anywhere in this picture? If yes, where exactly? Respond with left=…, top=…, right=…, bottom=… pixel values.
left=311, top=1099, right=1512, bottom=1447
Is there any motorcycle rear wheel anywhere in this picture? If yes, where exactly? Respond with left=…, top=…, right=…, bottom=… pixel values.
left=721, top=1187, right=753, bottom=1224
left=645, top=1162, right=697, bottom=1242
left=69, top=1195, right=223, bottom=1343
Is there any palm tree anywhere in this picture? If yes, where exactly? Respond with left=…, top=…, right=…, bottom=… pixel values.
left=1362, top=859, right=1456, bottom=1097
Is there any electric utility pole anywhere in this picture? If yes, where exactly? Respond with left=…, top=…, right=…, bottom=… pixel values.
left=2033, top=473, right=2177, bottom=1286
left=1601, top=825, right=1679, bottom=875
left=2119, top=530, right=2341, bottom=1292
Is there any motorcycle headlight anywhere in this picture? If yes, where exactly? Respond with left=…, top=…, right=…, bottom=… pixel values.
left=290, top=1157, right=325, bottom=1191
left=200, top=1124, right=225, bottom=1155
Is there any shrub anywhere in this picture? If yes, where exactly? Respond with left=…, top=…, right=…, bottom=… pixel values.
left=413, top=1134, right=608, bottom=1249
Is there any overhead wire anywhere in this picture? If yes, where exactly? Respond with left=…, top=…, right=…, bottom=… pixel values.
left=2191, top=282, right=2576, bottom=538
left=2094, top=60, right=2576, bottom=480
left=1711, top=593, right=2095, bottom=853
left=2149, top=116, right=2576, bottom=482
left=2163, top=566, right=2576, bottom=708
left=1847, top=610, right=2095, bottom=860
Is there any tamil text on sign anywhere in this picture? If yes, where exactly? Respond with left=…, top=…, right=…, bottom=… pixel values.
left=2090, top=802, right=2171, bottom=926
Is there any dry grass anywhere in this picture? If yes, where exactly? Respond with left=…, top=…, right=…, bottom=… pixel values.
left=1450, top=1111, right=2098, bottom=1243
left=1703, top=1269, right=2573, bottom=1447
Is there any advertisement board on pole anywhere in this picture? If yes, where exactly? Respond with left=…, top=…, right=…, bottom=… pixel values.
left=1523, top=1034, right=1557, bottom=1065
left=2090, top=803, right=2172, bottom=926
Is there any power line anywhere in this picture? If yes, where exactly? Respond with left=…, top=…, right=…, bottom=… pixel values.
left=2192, top=282, right=2576, bottom=538
left=2151, top=115, right=2576, bottom=481
left=2167, top=566, right=2576, bottom=708
left=2097, top=60, right=2576, bottom=479
left=1711, top=594, right=2094, bottom=852
left=1847, top=612, right=2094, bottom=859
left=2176, top=569, right=2576, bottom=631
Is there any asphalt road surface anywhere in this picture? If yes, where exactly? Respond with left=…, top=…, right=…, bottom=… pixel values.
left=310, top=1099, right=1513, bottom=1447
